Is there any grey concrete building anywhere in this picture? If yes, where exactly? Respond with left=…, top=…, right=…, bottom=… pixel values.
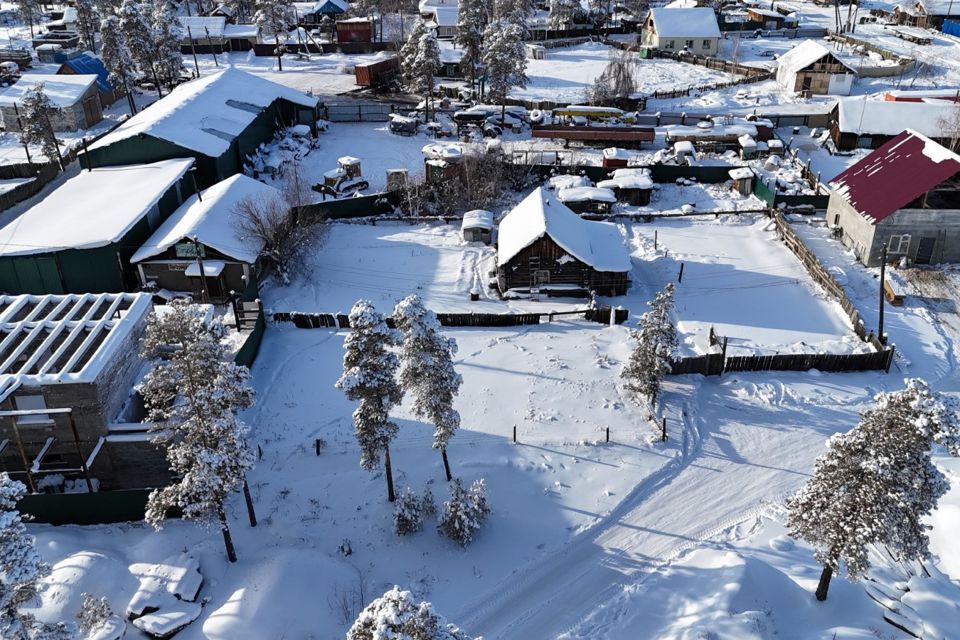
left=828, top=129, right=960, bottom=267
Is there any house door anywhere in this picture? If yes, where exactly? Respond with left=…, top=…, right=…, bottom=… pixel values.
left=915, top=237, right=937, bottom=264
left=801, top=76, right=812, bottom=92
left=81, top=96, right=101, bottom=127
left=533, top=270, right=550, bottom=287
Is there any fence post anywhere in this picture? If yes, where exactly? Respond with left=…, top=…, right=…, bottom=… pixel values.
left=678, top=262, right=685, bottom=283
left=661, top=417, right=667, bottom=442
left=606, top=426, right=610, bottom=443
left=512, top=425, right=517, bottom=443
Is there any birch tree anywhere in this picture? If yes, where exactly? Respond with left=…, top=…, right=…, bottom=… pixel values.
left=336, top=300, right=403, bottom=502
left=394, top=295, right=462, bottom=481
left=18, top=85, right=63, bottom=170
left=786, top=379, right=960, bottom=601
left=100, top=15, right=139, bottom=115
left=481, top=19, right=527, bottom=124
left=254, top=0, right=297, bottom=71
left=347, top=586, right=475, bottom=640
left=139, top=300, right=257, bottom=563
left=621, top=283, right=677, bottom=410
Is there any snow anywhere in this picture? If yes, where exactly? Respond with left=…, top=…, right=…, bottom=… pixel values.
left=461, top=209, right=493, bottom=231
left=178, top=16, right=227, bottom=39
left=0, top=73, right=98, bottom=108
left=87, top=69, right=318, bottom=159
left=131, top=173, right=282, bottom=264
left=547, top=174, right=591, bottom=190
left=132, top=603, right=203, bottom=637
left=835, top=96, right=960, bottom=138
left=497, top=187, right=631, bottom=272
left=649, top=8, right=721, bottom=38
left=729, top=167, right=755, bottom=180
left=184, top=260, right=226, bottom=277
left=775, top=40, right=854, bottom=77
left=557, top=185, right=617, bottom=203
left=598, top=168, right=654, bottom=190
left=0, top=159, right=194, bottom=256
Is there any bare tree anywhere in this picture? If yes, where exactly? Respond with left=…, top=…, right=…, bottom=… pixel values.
left=936, top=98, right=960, bottom=151
left=587, top=50, right=636, bottom=106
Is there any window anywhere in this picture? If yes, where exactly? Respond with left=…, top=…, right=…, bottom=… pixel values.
left=887, top=234, right=911, bottom=255
left=685, top=40, right=694, bottom=48
left=702, top=39, right=711, bottom=50
left=14, top=395, right=51, bottom=425
left=664, top=39, right=675, bottom=49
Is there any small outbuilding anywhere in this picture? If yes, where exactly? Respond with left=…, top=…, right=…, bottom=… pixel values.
left=775, top=40, right=855, bottom=96
left=131, top=174, right=282, bottom=302
left=738, top=134, right=758, bottom=159
left=602, top=147, right=630, bottom=168
left=598, top=168, right=655, bottom=206
left=557, top=185, right=618, bottom=215
left=497, top=188, right=631, bottom=296
left=177, top=16, right=228, bottom=52
left=336, top=17, right=373, bottom=42
left=0, top=74, right=101, bottom=132
left=57, top=53, right=123, bottom=107
left=640, top=8, right=721, bottom=56
left=830, top=97, right=958, bottom=151
left=746, top=7, right=798, bottom=29
left=461, top=209, right=494, bottom=244
left=728, top=167, right=755, bottom=196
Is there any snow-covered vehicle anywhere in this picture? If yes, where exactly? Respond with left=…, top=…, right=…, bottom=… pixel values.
left=314, top=156, right=369, bottom=197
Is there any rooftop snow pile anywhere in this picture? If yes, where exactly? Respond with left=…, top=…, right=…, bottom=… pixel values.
left=462, top=209, right=493, bottom=230
left=598, top=168, right=654, bottom=190
left=87, top=69, right=318, bottom=158
left=497, top=187, right=630, bottom=271
left=547, top=174, right=591, bottom=190
left=649, top=8, right=720, bottom=38
left=775, top=40, right=853, bottom=77
left=0, top=159, right=194, bottom=257
left=835, top=97, right=958, bottom=138
left=132, top=174, right=283, bottom=264
left=830, top=129, right=960, bottom=223
left=0, top=74, right=98, bottom=107
left=558, top=185, right=617, bottom=203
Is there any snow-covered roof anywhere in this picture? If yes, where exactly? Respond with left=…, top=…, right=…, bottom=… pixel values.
left=729, top=167, right=754, bottom=180
left=649, top=8, right=720, bottom=38
left=294, top=0, right=346, bottom=14
left=0, top=293, right=153, bottom=399
left=547, top=174, right=591, bottom=190
left=224, top=23, right=259, bottom=38
left=461, top=209, right=493, bottom=230
left=177, top=16, right=227, bottom=38
left=558, top=186, right=618, bottom=203
left=419, top=0, right=458, bottom=11
left=132, top=174, right=281, bottom=264
left=603, top=147, right=630, bottom=160
left=87, top=69, right=318, bottom=159
left=497, top=188, right=631, bottom=272
left=422, top=143, right=463, bottom=161
left=428, top=6, right=458, bottom=25
left=775, top=40, right=854, bottom=77
left=0, top=159, right=194, bottom=257
left=919, top=0, right=960, bottom=15
left=0, top=74, right=98, bottom=108
left=835, top=97, right=958, bottom=138
left=600, top=168, right=654, bottom=190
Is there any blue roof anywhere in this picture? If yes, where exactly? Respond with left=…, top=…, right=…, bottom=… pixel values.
left=60, top=53, right=113, bottom=93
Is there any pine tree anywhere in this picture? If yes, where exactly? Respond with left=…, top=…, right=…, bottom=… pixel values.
left=18, top=85, right=63, bottom=170
left=621, top=283, right=677, bottom=410
left=12, top=0, right=42, bottom=37
left=119, top=0, right=161, bottom=96
left=139, top=300, right=256, bottom=563
left=254, top=0, right=297, bottom=71
left=335, top=300, right=403, bottom=502
left=393, top=487, right=424, bottom=535
left=399, top=21, right=426, bottom=93
left=399, top=21, right=439, bottom=120
left=548, top=0, right=581, bottom=29
left=152, top=1, right=183, bottom=91
left=455, top=0, right=489, bottom=96
left=74, top=0, right=100, bottom=53
left=100, top=15, right=139, bottom=115
left=438, top=478, right=489, bottom=547
left=347, top=586, right=475, bottom=640
left=787, top=379, right=960, bottom=601
left=394, top=295, right=462, bottom=482
left=492, top=0, right=534, bottom=24
left=481, top=19, right=527, bottom=124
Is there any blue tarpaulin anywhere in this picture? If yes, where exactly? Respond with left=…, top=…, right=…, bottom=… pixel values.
left=943, top=19, right=960, bottom=37
left=59, top=53, right=113, bottom=94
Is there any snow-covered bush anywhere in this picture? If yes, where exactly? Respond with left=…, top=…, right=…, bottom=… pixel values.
left=394, top=488, right=425, bottom=536
left=347, top=586, right=474, bottom=640
left=420, top=487, right=437, bottom=520
left=438, top=479, right=490, bottom=547
left=76, top=593, right=111, bottom=636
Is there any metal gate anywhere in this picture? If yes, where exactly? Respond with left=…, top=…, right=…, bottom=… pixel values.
left=324, top=102, right=394, bottom=122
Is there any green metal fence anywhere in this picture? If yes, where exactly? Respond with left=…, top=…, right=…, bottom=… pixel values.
left=234, top=309, right=266, bottom=369
left=18, top=489, right=153, bottom=525
left=753, top=177, right=829, bottom=209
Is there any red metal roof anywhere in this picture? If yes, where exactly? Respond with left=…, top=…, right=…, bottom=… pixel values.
left=829, top=129, right=960, bottom=224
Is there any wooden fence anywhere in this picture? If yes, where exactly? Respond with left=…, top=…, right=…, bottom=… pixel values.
left=273, top=306, right=629, bottom=329
left=670, top=348, right=894, bottom=375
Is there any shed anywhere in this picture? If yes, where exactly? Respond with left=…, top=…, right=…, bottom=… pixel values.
left=132, top=174, right=280, bottom=302
left=746, top=7, right=797, bottom=28
left=830, top=97, right=958, bottom=151
left=461, top=209, right=494, bottom=243
left=828, top=129, right=960, bottom=267
left=738, top=134, right=757, bottom=159
left=0, top=159, right=195, bottom=294
left=557, top=185, right=617, bottom=215
left=224, top=24, right=259, bottom=51
left=497, top=188, right=631, bottom=296
left=775, top=40, right=855, bottom=96
left=728, top=167, right=754, bottom=195
left=0, top=74, right=101, bottom=132
left=640, top=8, right=721, bottom=56
left=337, top=17, right=373, bottom=43
left=177, top=16, right=228, bottom=52
left=597, top=168, right=654, bottom=205
left=83, top=68, right=319, bottom=187
left=57, top=53, right=122, bottom=106
left=674, top=140, right=696, bottom=163
left=602, top=147, right=630, bottom=168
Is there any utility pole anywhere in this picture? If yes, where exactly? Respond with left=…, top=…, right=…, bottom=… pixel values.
left=878, top=243, right=887, bottom=345
left=187, top=26, right=201, bottom=77
left=193, top=235, right=210, bottom=304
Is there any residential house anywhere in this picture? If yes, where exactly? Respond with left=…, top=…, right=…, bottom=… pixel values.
left=82, top=69, right=319, bottom=187
left=0, top=292, right=171, bottom=491
left=830, top=97, right=958, bottom=150
left=0, top=159, right=195, bottom=294
left=131, top=174, right=283, bottom=302
left=828, top=129, right=960, bottom=266
left=0, top=74, right=102, bottom=132
left=294, top=0, right=347, bottom=25
left=746, top=7, right=798, bottom=29
left=895, top=0, right=960, bottom=26
left=640, top=8, right=721, bottom=56
left=497, top=187, right=631, bottom=296
left=425, top=5, right=458, bottom=38
left=57, top=53, right=123, bottom=107
left=775, top=40, right=855, bottom=96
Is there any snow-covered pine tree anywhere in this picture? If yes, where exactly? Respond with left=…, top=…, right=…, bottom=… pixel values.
left=335, top=300, right=403, bottom=502
left=492, top=0, right=534, bottom=24
left=254, top=0, right=297, bottom=71
left=152, top=1, right=184, bottom=91
left=74, top=0, right=99, bottom=53
left=394, top=295, right=462, bottom=481
left=119, top=0, right=161, bottom=96
left=621, top=283, right=677, bottom=410
left=18, top=85, right=63, bottom=170
left=12, top=0, right=42, bottom=37
left=393, top=487, right=424, bottom=535
left=75, top=593, right=111, bottom=637
left=455, top=0, right=489, bottom=96
left=787, top=378, right=960, bottom=601
left=547, top=0, right=581, bottom=29
left=413, top=29, right=440, bottom=122
left=481, top=18, right=527, bottom=124
left=139, top=299, right=256, bottom=563
left=398, top=20, right=426, bottom=95
left=99, top=15, right=139, bottom=115
left=347, top=586, right=475, bottom=640
left=437, top=478, right=489, bottom=546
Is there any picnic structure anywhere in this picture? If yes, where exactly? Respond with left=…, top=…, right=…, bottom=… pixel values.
left=829, top=97, right=959, bottom=151
left=0, top=159, right=195, bottom=294
left=0, top=73, right=102, bottom=132
left=775, top=40, right=855, bottom=96
left=828, top=129, right=960, bottom=267
left=640, top=8, right=721, bottom=56
left=496, top=187, right=631, bottom=296
left=82, top=69, right=320, bottom=187
left=131, top=174, right=282, bottom=303
left=0, top=292, right=171, bottom=491
left=461, top=209, right=494, bottom=244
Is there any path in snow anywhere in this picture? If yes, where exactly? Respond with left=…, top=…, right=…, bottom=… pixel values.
left=457, top=374, right=878, bottom=639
